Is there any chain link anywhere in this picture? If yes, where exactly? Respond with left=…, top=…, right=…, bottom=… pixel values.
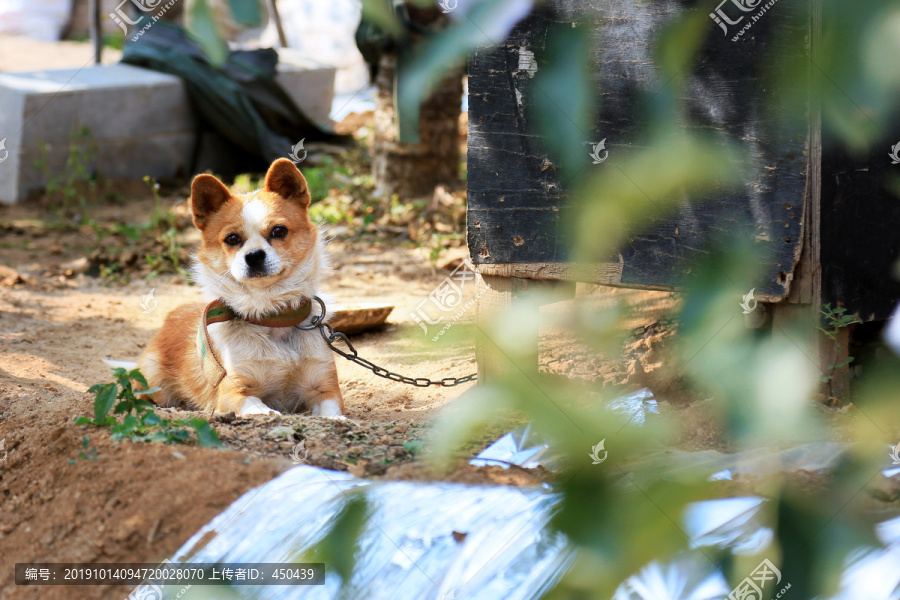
left=298, top=297, right=478, bottom=387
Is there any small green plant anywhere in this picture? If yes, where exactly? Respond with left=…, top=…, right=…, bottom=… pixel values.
left=144, top=176, right=178, bottom=230
left=818, top=303, right=862, bottom=385
left=77, top=368, right=221, bottom=447
left=428, top=234, right=445, bottom=267
left=68, top=436, right=99, bottom=464
left=402, top=439, right=424, bottom=455
left=35, top=125, right=99, bottom=226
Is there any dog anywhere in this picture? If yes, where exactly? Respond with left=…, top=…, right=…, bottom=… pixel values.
left=137, top=159, right=343, bottom=417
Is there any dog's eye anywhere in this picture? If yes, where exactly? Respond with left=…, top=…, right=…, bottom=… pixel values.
left=271, top=226, right=288, bottom=239
left=224, top=233, right=242, bottom=246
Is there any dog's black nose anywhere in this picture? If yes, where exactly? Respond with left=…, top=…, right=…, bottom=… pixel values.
left=245, top=249, right=266, bottom=267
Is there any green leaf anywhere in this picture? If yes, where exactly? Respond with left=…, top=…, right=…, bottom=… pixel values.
left=142, top=412, right=163, bottom=427
left=75, top=416, right=92, bottom=425
left=528, top=23, right=595, bottom=182
left=114, top=414, right=139, bottom=436
left=190, top=418, right=222, bottom=448
left=129, top=369, right=150, bottom=390
left=312, top=492, right=369, bottom=582
left=134, top=387, right=161, bottom=397
left=402, top=440, right=424, bottom=455
left=397, top=0, right=530, bottom=142
left=227, top=0, right=262, bottom=28
left=360, top=0, right=404, bottom=39
left=187, top=0, right=229, bottom=66
left=93, top=383, right=118, bottom=422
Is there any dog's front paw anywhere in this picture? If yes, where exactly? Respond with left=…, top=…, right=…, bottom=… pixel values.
left=311, top=399, right=343, bottom=419
left=239, top=396, right=281, bottom=416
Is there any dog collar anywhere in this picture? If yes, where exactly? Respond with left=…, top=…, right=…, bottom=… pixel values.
left=196, top=298, right=313, bottom=388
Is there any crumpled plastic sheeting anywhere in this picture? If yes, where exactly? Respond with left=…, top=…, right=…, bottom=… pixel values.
left=471, top=389, right=658, bottom=470
left=617, top=502, right=900, bottom=600
left=607, top=388, right=659, bottom=426
left=614, top=498, right=767, bottom=599
left=470, top=423, right=556, bottom=469
left=828, top=515, right=900, bottom=600
left=172, top=466, right=574, bottom=600
left=683, top=497, right=773, bottom=555
left=707, top=442, right=849, bottom=481
left=612, top=556, right=730, bottom=600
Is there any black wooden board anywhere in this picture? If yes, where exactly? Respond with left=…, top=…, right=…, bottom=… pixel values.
left=467, top=0, right=809, bottom=298
left=820, top=125, right=900, bottom=321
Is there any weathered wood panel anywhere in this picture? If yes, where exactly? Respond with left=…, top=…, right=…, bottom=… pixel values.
left=467, top=0, right=810, bottom=298
left=820, top=133, right=900, bottom=321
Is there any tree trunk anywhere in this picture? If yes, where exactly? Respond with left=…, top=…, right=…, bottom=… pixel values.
left=373, top=54, right=462, bottom=200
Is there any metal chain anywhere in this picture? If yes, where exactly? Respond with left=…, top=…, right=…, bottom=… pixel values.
left=297, top=297, right=478, bottom=387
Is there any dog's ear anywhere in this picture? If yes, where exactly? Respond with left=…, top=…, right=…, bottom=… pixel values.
left=191, top=174, right=233, bottom=229
left=264, top=158, right=311, bottom=209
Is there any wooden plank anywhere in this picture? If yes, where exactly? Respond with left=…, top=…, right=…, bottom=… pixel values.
left=474, top=261, right=783, bottom=303
left=475, top=275, right=527, bottom=385
left=467, top=0, right=811, bottom=300
left=475, top=275, right=574, bottom=385
left=476, top=261, right=623, bottom=285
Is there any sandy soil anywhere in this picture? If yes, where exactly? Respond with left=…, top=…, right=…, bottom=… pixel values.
left=0, top=177, right=690, bottom=599
left=0, top=33, right=734, bottom=600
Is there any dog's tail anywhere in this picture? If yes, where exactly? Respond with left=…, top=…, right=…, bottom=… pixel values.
left=102, top=359, right=139, bottom=371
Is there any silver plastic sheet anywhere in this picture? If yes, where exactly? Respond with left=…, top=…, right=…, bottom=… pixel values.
left=172, top=466, right=573, bottom=600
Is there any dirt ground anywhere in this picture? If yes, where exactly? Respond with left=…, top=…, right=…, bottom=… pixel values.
left=2, top=34, right=894, bottom=600
left=0, top=175, right=691, bottom=598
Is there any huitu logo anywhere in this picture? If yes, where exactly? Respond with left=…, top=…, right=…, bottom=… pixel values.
left=291, top=440, right=308, bottom=465
left=589, top=439, right=607, bottom=464
left=109, top=0, right=143, bottom=34
left=0, top=138, right=8, bottom=163
left=411, top=259, right=478, bottom=339
left=289, top=139, right=307, bottom=163
left=740, top=288, right=758, bottom=314
left=437, top=0, right=458, bottom=13
left=140, top=288, right=158, bottom=314
left=728, top=558, right=787, bottom=600
left=709, top=0, right=762, bottom=35
left=110, top=0, right=175, bottom=37
left=129, top=0, right=163, bottom=9
left=589, top=139, right=609, bottom=164
left=889, top=142, right=900, bottom=165
left=890, top=441, right=900, bottom=466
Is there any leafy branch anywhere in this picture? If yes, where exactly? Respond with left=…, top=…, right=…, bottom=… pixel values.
left=77, top=367, right=221, bottom=447
left=818, top=303, right=862, bottom=385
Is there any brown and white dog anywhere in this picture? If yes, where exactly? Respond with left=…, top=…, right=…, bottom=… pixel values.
left=137, top=159, right=343, bottom=417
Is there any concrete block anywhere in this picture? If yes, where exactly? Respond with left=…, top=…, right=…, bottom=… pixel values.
left=0, top=64, right=192, bottom=204
left=0, top=59, right=336, bottom=204
left=275, top=57, right=337, bottom=128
